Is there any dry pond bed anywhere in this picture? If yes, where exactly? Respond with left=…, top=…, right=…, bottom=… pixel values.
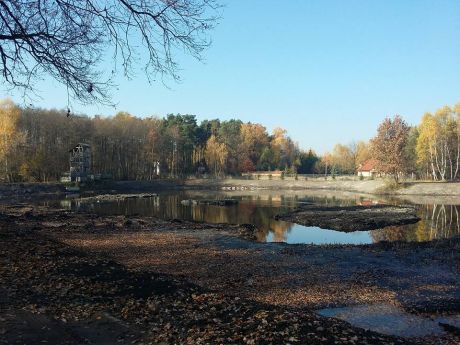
left=0, top=203, right=459, bottom=344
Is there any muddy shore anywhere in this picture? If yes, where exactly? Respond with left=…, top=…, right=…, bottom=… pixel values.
left=0, top=181, right=179, bottom=201
left=1, top=203, right=459, bottom=344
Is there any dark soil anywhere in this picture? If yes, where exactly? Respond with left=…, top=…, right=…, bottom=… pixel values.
left=274, top=204, right=421, bottom=232
left=1, top=203, right=459, bottom=344
left=0, top=209, right=416, bottom=345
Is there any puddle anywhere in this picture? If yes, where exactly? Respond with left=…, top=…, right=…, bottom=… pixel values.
left=266, top=221, right=372, bottom=245
left=317, top=303, right=460, bottom=337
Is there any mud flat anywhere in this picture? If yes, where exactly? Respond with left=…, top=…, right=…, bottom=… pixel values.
left=0, top=183, right=65, bottom=200
left=0, top=203, right=459, bottom=344
left=274, top=204, right=421, bottom=232
left=0, top=206, right=412, bottom=345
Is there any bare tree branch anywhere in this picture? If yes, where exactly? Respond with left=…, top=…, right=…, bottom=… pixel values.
left=0, top=0, right=220, bottom=105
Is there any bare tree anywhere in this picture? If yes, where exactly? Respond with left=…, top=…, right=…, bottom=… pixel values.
left=0, top=0, right=219, bottom=104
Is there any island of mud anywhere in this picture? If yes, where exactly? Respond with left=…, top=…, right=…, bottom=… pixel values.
left=274, top=204, right=421, bottom=232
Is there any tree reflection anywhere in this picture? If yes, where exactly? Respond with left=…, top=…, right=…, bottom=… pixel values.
left=269, top=221, right=294, bottom=242
left=62, top=192, right=460, bottom=243
left=371, top=204, right=460, bottom=243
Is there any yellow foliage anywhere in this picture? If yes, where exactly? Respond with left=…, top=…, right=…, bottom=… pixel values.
left=416, top=113, right=435, bottom=166
left=271, top=127, right=287, bottom=147
left=205, top=135, right=228, bottom=176
left=0, top=99, right=21, bottom=177
left=0, top=98, right=21, bottom=140
left=356, top=141, right=371, bottom=167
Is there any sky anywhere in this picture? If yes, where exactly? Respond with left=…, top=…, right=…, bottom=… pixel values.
left=3, top=0, right=460, bottom=153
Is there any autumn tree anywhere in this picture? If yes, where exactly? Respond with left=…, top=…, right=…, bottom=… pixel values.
left=355, top=141, right=371, bottom=168
left=218, top=120, right=242, bottom=174
left=416, top=105, right=460, bottom=181
left=259, top=147, right=276, bottom=171
left=325, top=141, right=372, bottom=175
left=316, top=152, right=332, bottom=175
left=270, top=127, right=298, bottom=172
left=1, top=98, right=371, bottom=181
left=239, top=123, right=269, bottom=171
left=370, top=115, right=410, bottom=182
left=405, top=127, right=420, bottom=178
left=331, top=144, right=354, bottom=174
left=0, top=0, right=219, bottom=104
left=271, top=127, right=288, bottom=169
left=195, top=119, right=218, bottom=167
left=20, top=107, right=93, bottom=181
left=0, top=99, right=22, bottom=181
left=144, top=118, right=163, bottom=180
left=416, top=113, right=437, bottom=179
left=204, top=135, right=228, bottom=176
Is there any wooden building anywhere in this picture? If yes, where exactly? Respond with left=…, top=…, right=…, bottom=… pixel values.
left=69, top=143, right=91, bottom=182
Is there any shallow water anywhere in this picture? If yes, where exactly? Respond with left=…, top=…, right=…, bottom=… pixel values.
left=317, top=303, right=460, bottom=337
left=266, top=223, right=372, bottom=245
left=57, top=191, right=460, bottom=245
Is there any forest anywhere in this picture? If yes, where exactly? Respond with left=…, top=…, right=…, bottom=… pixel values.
left=0, top=98, right=458, bottom=182
left=0, top=99, right=321, bottom=182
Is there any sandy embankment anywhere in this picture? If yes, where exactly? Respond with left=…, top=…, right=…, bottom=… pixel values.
left=184, top=178, right=460, bottom=197
left=1, top=178, right=460, bottom=205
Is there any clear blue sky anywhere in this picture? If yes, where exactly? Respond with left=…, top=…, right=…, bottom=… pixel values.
left=3, top=0, right=460, bottom=153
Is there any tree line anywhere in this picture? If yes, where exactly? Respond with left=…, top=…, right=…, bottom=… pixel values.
left=318, top=102, right=460, bottom=182
left=0, top=99, right=321, bottom=182
left=1, top=98, right=459, bottom=182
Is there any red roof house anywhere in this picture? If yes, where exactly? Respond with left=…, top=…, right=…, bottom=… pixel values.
left=357, top=159, right=378, bottom=177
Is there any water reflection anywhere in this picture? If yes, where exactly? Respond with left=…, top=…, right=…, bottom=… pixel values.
left=267, top=224, right=372, bottom=245
left=371, top=204, right=460, bottom=242
left=59, top=192, right=460, bottom=244
left=318, top=303, right=460, bottom=337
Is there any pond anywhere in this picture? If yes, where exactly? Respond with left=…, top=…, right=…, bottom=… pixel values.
left=317, top=303, right=460, bottom=337
left=58, top=190, right=460, bottom=245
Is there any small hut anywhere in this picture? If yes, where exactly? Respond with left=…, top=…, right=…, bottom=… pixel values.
left=69, top=143, right=91, bottom=182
